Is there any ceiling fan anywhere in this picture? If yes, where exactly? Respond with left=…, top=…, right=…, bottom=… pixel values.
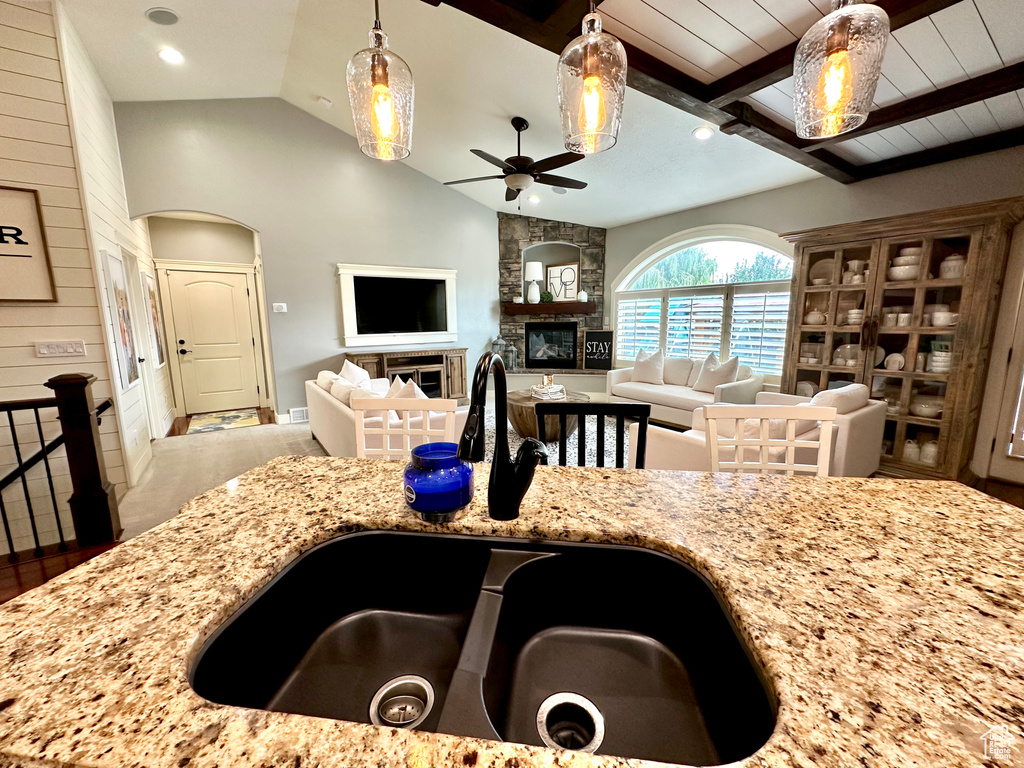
left=445, top=116, right=587, bottom=202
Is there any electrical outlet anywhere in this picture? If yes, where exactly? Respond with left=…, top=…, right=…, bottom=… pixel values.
left=272, top=303, right=288, bottom=313
left=36, top=340, right=86, bottom=358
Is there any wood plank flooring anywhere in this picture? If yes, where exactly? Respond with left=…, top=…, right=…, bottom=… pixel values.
left=166, top=407, right=275, bottom=437
left=0, top=542, right=117, bottom=605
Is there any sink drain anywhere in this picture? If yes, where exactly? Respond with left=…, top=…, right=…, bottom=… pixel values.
left=537, top=693, right=605, bottom=753
left=369, top=675, right=434, bottom=729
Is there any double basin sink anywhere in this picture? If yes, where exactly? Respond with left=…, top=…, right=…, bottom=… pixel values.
left=190, top=532, right=776, bottom=766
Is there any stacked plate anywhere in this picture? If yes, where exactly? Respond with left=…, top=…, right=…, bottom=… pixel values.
left=927, top=352, right=952, bottom=373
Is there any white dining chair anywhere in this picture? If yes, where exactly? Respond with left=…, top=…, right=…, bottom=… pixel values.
left=351, top=397, right=458, bottom=461
left=702, top=403, right=837, bottom=476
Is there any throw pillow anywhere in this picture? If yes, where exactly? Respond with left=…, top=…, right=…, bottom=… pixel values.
left=737, top=364, right=753, bottom=381
left=688, top=353, right=711, bottom=387
left=340, top=360, right=372, bottom=387
left=810, top=383, right=869, bottom=414
left=329, top=379, right=359, bottom=406
left=385, top=377, right=406, bottom=398
left=316, top=370, right=341, bottom=391
left=663, top=357, right=694, bottom=386
left=390, top=378, right=429, bottom=400
left=693, top=355, right=740, bottom=394
left=632, top=348, right=665, bottom=384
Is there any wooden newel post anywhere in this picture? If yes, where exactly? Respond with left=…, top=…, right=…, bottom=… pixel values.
left=44, top=373, right=122, bottom=547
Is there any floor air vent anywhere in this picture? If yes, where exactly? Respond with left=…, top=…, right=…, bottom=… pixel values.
left=289, top=407, right=309, bottom=423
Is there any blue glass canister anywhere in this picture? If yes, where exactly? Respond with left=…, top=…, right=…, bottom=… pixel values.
left=403, top=442, right=474, bottom=523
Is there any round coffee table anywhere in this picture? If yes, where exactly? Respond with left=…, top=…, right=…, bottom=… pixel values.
left=506, top=389, right=592, bottom=441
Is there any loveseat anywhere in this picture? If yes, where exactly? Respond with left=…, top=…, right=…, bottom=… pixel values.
left=607, top=361, right=764, bottom=428
left=628, top=386, right=886, bottom=476
left=306, top=375, right=469, bottom=457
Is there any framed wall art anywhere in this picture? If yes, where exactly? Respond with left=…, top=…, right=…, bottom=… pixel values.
left=546, top=262, right=579, bottom=302
left=103, top=249, right=140, bottom=391
left=141, top=271, right=167, bottom=367
left=0, top=185, right=56, bottom=302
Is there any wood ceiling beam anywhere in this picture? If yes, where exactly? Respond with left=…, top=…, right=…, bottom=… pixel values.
left=422, top=0, right=860, bottom=182
left=705, top=0, right=964, bottom=109
left=854, top=125, right=1024, bottom=178
left=805, top=61, right=1024, bottom=149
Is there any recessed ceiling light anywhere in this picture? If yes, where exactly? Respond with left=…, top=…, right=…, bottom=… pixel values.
left=158, top=47, right=184, bottom=65
left=692, top=125, right=715, bottom=141
left=146, top=7, right=179, bottom=25
left=317, top=96, right=334, bottom=109
left=527, top=194, right=540, bottom=204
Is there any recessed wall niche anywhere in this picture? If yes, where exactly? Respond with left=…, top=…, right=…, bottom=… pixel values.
left=521, top=242, right=582, bottom=302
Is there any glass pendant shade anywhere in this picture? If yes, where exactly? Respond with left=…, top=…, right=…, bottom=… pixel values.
left=346, top=25, right=414, bottom=160
left=557, top=10, right=627, bottom=155
left=793, top=0, right=889, bottom=139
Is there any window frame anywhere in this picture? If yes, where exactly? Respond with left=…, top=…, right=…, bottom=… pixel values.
left=611, top=228, right=795, bottom=384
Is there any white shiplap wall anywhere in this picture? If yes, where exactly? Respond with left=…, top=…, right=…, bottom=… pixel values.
left=0, top=0, right=127, bottom=556
left=56, top=3, right=174, bottom=476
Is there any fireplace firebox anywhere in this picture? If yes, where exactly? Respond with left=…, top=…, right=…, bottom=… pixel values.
left=525, top=322, right=578, bottom=369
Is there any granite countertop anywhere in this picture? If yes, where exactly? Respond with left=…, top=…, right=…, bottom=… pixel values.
left=0, top=457, right=1021, bottom=768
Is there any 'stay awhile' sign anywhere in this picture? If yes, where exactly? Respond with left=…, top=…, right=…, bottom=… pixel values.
left=0, top=186, right=56, bottom=302
left=584, top=330, right=613, bottom=370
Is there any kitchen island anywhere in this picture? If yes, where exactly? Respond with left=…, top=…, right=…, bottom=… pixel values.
left=0, top=456, right=1020, bottom=768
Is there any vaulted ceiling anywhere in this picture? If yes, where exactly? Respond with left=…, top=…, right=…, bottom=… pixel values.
left=61, top=0, right=1024, bottom=227
left=436, top=0, right=1024, bottom=182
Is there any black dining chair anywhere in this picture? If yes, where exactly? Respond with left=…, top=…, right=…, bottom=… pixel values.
left=534, top=402, right=651, bottom=468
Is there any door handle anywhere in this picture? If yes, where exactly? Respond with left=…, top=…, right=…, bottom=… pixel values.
left=179, top=349, right=193, bottom=355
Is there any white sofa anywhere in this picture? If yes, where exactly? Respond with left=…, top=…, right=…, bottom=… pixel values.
left=306, top=379, right=469, bottom=457
left=629, top=388, right=886, bottom=477
left=607, top=366, right=764, bottom=428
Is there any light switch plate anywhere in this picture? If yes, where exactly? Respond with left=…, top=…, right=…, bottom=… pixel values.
left=272, top=303, right=287, bottom=313
left=36, top=340, right=86, bottom=357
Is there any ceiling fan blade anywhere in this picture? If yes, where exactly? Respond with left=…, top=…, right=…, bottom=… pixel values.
left=444, top=175, right=505, bottom=185
left=532, top=152, right=584, bottom=173
left=472, top=149, right=516, bottom=172
left=535, top=173, right=587, bottom=190
left=505, top=187, right=521, bottom=202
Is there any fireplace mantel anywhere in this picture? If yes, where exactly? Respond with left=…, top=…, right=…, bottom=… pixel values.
left=501, top=301, right=596, bottom=315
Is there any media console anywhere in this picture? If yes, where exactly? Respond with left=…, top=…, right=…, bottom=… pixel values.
left=344, top=347, right=469, bottom=404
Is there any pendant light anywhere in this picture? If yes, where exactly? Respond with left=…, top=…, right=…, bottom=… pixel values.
left=793, top=0, right=889, bottom=139
left=346, top=0, right=414, bottom=160
left=556, top=2, right=627, bottom=155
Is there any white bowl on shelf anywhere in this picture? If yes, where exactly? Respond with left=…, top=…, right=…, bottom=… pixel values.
left=888, top=265, right=920, bottom=281
left=899, top=246, right=924, bottom=257
left=892, top=255, right=921, bottom=267
left=810, top=278, right=830, bottom=286
left=909, top=399, right=944, bottom=418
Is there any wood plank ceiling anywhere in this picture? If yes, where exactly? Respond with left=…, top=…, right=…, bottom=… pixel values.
left=423, top=0, right=1024, bottom=183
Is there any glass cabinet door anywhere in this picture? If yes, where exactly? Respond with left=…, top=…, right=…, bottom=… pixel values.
left=792, top=240, right=878, bottom=397
left=866, top=228, right=981, bottom=475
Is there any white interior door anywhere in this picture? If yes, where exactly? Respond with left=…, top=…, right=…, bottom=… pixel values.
left=990, top=352, right=1024, bottom=483
left=167, top=270, right=259, bottom=414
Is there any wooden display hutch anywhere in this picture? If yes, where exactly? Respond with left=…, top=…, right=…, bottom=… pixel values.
left=345, top=348, right=469, bottom=404
left=782, top=198, right=1024, bottom=481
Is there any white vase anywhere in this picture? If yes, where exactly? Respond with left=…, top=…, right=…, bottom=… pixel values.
left=527, top=281, right=540, bottom=304
left=578, top=290, right=588, bottom=302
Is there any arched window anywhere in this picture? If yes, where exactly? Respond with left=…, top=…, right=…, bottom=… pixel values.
left=614, top=232, right=794, bottom=380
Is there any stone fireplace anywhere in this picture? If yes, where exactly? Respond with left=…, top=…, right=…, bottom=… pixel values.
left=498, top=213, right=606, bottom=370
left=525, top=322, right=578, bottom=369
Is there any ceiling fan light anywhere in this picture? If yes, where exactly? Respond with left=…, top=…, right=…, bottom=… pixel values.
left=504, top=173, right=534, bottom=191
left=793, top=0, right=888, bottom=140
left=557, top=8, right=626, bottom=155
left=346, top=10, right=414, bottom=161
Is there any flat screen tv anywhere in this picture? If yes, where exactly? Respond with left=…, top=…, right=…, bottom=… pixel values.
left=353, top=276, right=447, bottom=335
left=338, top=264, right=458, bottom=347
